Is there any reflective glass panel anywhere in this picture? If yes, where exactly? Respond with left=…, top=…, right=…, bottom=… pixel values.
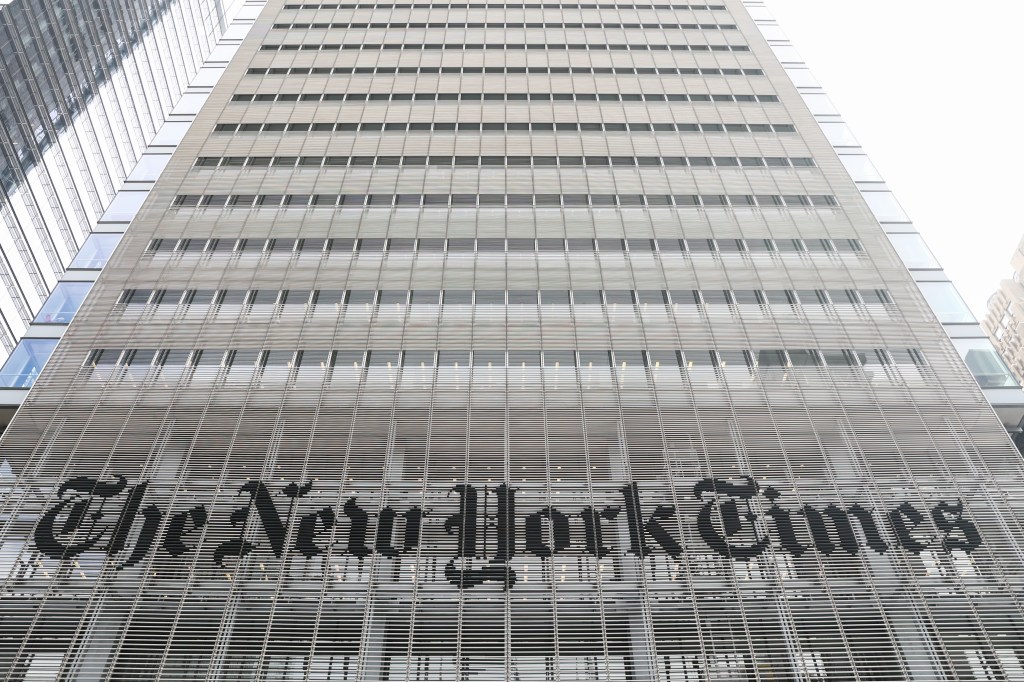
left=819, top=122, right=859, bottom=146
left=0, top=338, right=59, bottom=388
left=888, top=233, right=940, bottom=269
left=70, top=233, right=123, bottom=269
left=953, top=338, right=1019, bottom=388
left=839, top=155, right=882, bottom=182
left=126, top=154, right=171, bottom=182
left=918, top=281, right=975, bottom=323
left=33, top=281, right=93, bottom=323
left=864, top=193, right=909, bottom=222
left=101, top=192, right=148, bottom=222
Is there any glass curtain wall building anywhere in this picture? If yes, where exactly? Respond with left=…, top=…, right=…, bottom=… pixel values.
left=1, top=0, right=1023, bottom=679
left=0, top=0, right=231, bottom=384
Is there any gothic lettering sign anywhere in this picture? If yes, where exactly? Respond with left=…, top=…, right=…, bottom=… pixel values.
left=32, top=476, right=983, bottom=588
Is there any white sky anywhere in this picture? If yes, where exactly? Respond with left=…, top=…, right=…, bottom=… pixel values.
left=765, top=0, right=1024, bottom=318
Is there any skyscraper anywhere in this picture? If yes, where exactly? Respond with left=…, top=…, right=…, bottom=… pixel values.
left=1, top=0, right=1022, bottom=679
left=748, top=2, right=1024, bottom=442
left=0, top=0, right=259, bottom=417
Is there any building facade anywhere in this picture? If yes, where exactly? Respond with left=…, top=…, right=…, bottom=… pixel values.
left=983, top=235, right=1024, bottom=387
left=1, top=1, right=1023, bottom=680
left=748, top=2, right=1024, bottom=440
left=0, top=0, right=233, bottom=396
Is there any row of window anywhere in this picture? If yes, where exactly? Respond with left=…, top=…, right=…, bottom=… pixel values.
left=86, top=347, right=924, bottom=370
left=213, top=120, right=796, bottom=134
left=271, top=21, right=738, bottom=29
left=283, top=3, right=729, bottom=9
left=171, top=192, right=839, bottom=209
left=119, top=287, right=892, bottom=307
left=247, top=65, right=766, bottom=76
left=258, top=42, right=750, bottom=51
left=230, top=91, right=779, bottom=102
left=194, top=154, right=816, bottom=169
left=146, top=235, right=864, bottom=255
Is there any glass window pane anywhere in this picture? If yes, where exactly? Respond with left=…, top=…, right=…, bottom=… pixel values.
left=683, top=350, right=714, bottom=367
left=0, top=338, right=59, bottom=388
left=770, top=45, right=803, bottom=63
left=839, top=155, right=882, bottom=182
left=33, top=281, right=93, bottom=323
left=801, top=93, right=839, bottom=115
left=888, top=233, right=940, bottom=269
left=785, top=68, right=818, bottom=87
left=757, top=350, right=787, bottom=367
left=863, top=192, right=909, bottom=222
left=918, top=281, right=975, bottom=323
left=819, top=122, right=859, bottom=146
left=126, top=154, right=171, bottom=182
left=151, top=121, right=191, bottom=145
left=100, top=192, right=148, bottom=222
left=953, top=338, right=1019, bottom=388
left=441, top=290, right=470, bottom=304
left=70, top=234, right=123, bottom=269
left=789, top=350, right=822, bottom=367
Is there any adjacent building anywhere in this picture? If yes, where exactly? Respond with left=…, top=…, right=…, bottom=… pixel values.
left=0, top=0, right=245, bottom=416
left=983, top=235, right=1024, bottom=385
left=2, top=0, right=1024, bottom=679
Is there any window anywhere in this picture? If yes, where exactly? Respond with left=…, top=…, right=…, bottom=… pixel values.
left=889, top=233, right=940, bottom=269
left=33, top=281, right=93, bottom=323
left=475, top=290, right=506, bottom=304
left=283, top=2, right=729, bottom=7
left=918, top=281, right=975, bottom=323
left=258, top=41, right=749, bottom=52
left=539, top=290, right=570, bottom=305
left=570, top=290, right=600, bottom=305
left=84, top=344, right=925, bottom=383
left=146, top=234, right=863, bottom=257
left=819, top=122, right=859, bottom=146
left=953, top=338, right=1019, bottom=388
left=732, top=290, right=762, bottom=305
left=0, top=338, right=59, bottom=388
left=437, top=290, right=467, bottom=305
left=173, top=193, right=836, bottom=210
left=863, top=192, right=909, bottom=222
left=839, top=155, right=882, bottom=182
left=70, top=233, right=123, bottom=269
left=701, top=290, right=731, bottom=305
left=788, top=350, right=822, bottom=366
left=129, top=287, right=893, bottom=312
left=713, top=351, right=748, bottom=369
left=822, top=350, right=859, bottom=367
left=757, top=350, right=788, bottom=367
left=213, top=120, right=797, bottom=135
left=233, top=91, right=774, bottom=104
left=126, top=154, right=171, bottom=182
left=801, top=93, right=839, bottom=115
left=196, top=153, right=811, bottom=168
left=269, top=20, right=739, bottom=31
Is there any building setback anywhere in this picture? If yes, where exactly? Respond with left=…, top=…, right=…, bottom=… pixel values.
left=1, top=1, right=1023, bottom=680
left=0, top=0, right=236, bottom=407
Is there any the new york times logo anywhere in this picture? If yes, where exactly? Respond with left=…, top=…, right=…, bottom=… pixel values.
left=33, top=476, right=982, bottom=588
